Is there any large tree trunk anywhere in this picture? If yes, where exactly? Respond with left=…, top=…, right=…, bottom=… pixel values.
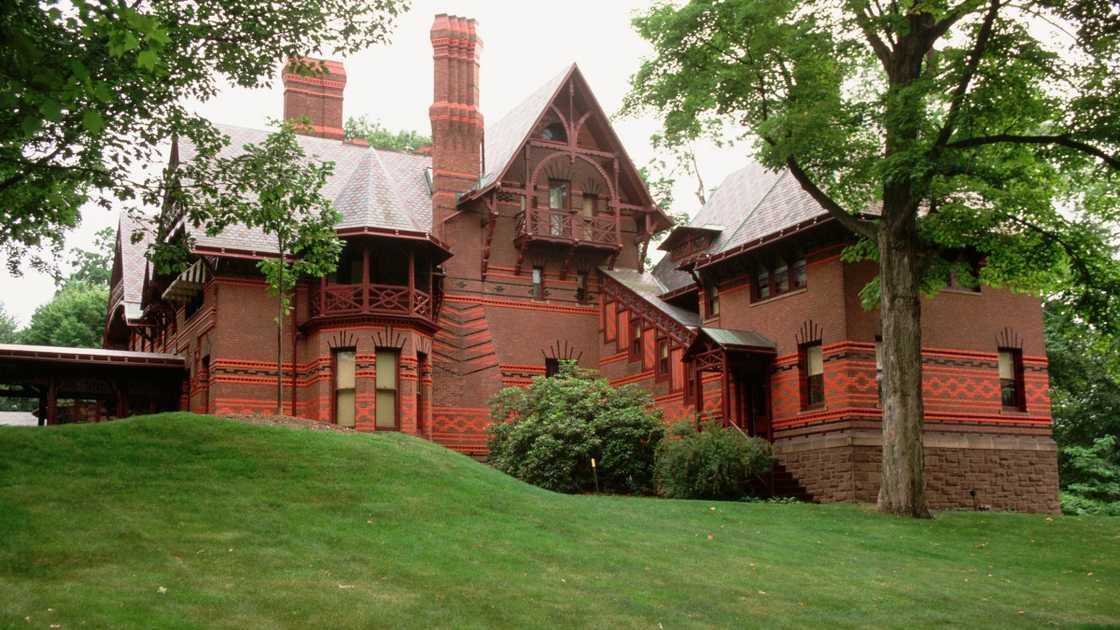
left=876, top=217, right=931, bottom=518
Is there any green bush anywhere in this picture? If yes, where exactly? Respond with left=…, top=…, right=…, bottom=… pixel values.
left=654, top=419, right=773, bottom=500
left=486, top=362, right=665, bottom=494
left=1059, top=435, right=1120, bottom=515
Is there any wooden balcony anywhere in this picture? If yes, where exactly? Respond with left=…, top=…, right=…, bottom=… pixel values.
left=515, top=209, right=620, bottom=249
left=309, top=282, right=436, bottom=325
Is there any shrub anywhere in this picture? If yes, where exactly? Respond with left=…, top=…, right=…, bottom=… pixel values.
left=654, top=419, right=773, bottom=500
left=487, top=362, right=665, bottom=494
left=1059, top=435, right=1120, bottom=516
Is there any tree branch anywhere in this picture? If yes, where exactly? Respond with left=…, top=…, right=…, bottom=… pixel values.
left=932, top=0, right=1001, bottom=149
left=928, top=0, right=988, bottom=44
left=946, top=134, right=1120, bottom=170
left=854, top=5, right=893, bottom=70
left=785, top=157, right=877, bottom=239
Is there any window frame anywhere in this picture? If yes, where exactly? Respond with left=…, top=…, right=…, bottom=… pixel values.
left=752, top=253, right=808, bottom=303
left=799, top=341, right=825, bottom=410
left=548, top=179, right=570, bottom=210
left=998, top=347, right=1026, bottom=411
left=575, top=271, right=589, bottom=303
left=531, top=266, right=544, bottom=299
left=655, top=337, right=671, bottom=381
left=333, top=347, right=357, bottom=428
left=374, top=347, right=401, bottom=430
left=706, top=284, right=720, bottom=318
left=629, top=314, right=644, bottom=362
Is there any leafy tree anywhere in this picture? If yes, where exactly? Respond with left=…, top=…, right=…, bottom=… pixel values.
left=1046, top=301, right=1120, bottom=448
left=344, top=116, right=431, bottom=152
left=0, top=303, right=18, bottom=344
left=20, top=282, right=108, bottom=348
left=1059, top=435, right=1120, bottom=515
left=488, top=362, right=667, bottom=494
left=625, top=0, right=1120, bottom=517
left=182, top=120, right=342, bottom=414
left=58, top=226, right=115, bottom=288
left=0, top=0, right=407, bottom=273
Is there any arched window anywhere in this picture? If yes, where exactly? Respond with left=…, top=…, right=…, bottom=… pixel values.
left=541, top=121, right=567, bottom=142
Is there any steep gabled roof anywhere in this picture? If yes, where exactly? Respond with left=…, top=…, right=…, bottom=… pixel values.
left=117, top=212, right=153, bottom=323
left=476, top=67, right=571, bottom=194
left=178, top=123, right=434, bottom=255
left=467, top=65, right=668, bottom=229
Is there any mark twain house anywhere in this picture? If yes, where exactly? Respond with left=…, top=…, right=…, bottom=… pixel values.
left=88, top=15, right=1058, bottom=511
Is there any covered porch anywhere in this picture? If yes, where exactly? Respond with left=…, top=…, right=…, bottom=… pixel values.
left=684, top=328, right=777, bottom=440
left=0, top=344, right=185, bottom=425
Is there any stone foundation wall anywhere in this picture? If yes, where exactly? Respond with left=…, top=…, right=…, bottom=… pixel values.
left=774, top=429, right=1060, bottom=513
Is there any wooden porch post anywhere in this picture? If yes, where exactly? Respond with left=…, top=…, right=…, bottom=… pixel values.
left=37, top=388, right=46, bottom=427
left=361, top=244, right=370, bottom=312
left=46, top=377, right=58, bottom=426
left=720, top=352, right=730, bottom=427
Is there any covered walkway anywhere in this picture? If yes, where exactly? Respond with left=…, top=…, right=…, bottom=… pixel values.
left=0, top=344, right=185, bottom=426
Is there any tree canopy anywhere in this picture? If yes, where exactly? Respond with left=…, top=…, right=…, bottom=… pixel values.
left=343, top=116, right=431, bottom=153
left=0, top=0, right=408, bottom=273
left=625, top=0, right=1120, bottom=516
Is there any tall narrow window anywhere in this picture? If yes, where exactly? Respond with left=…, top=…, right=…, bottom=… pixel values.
left=656, top=338, right=671, bottom=380
left=756, top=266, right=770, bottom=300
left=800, top=342, right=824, bottom=409
left=582, top=193, right=597, bottom=218
left=545, top=357, right=560, bottom=378
left=375, top=349, right=399, bottom=429
left=531, top=266, right=544, bottom=299
left=575, top=271, right=589, bottom=303
left=549, top=179, right=569, bottom=210
left=707, top=284, right=720, bottom=318
left=792, top=257, right=807, bottom=290
left=774, top=259, right=790, bottom=293
left=630, top=317, right=643, bottom=361
left=334, top=349, right=356, bottom=428
left=998, top=348, right=1025, bottom=410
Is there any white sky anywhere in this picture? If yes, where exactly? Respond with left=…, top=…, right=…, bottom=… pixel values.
left=0, top=0, right=749, bottom=325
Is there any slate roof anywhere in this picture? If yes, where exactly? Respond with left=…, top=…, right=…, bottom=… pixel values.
left=474, top=66, right=571, bottom=194
left=698, top=327, right=776, bottom=352
left=650, top=254, right=694, bottom=293
left=118, top=212, right=152, bottom=322
left=651, top=162, right=833, bottom=289
left=600, top=267, right=700, bottom=328
left=178, top=123, right=434, bottom=255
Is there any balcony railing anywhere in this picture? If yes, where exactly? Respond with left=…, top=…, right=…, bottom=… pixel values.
left=309, top=282, right=435, bottom=323
left=515, top=209, right=620, bottom=247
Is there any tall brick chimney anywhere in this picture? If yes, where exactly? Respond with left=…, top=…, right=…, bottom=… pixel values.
left=430, top=14, right=483, bottom=239
left=282, top=58, right=347, bottom=140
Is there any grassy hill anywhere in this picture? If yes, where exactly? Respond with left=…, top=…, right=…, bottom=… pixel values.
left=1, top=413, right=1118, bottom=628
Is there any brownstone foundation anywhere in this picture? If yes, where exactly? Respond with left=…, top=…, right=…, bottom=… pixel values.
left=774, top=429, right=1060, bottom=513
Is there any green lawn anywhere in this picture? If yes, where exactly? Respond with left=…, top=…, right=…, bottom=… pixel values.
left=0, top=414, right=1117, bottom=628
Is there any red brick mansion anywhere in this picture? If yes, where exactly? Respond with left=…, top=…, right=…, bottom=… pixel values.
left=102, top=15, right=1059, bottom=512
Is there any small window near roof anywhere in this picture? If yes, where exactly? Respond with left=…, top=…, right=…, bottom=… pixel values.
left=542, top=122, right=567, bottom=142
left=707, top=284, right=720, bottom=318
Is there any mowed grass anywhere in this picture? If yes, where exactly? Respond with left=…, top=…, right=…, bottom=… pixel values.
left=0, top=414, right=1117, bottom=629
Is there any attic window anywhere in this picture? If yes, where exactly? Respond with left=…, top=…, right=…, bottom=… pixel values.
left=542, top=122, right=567, bottom=143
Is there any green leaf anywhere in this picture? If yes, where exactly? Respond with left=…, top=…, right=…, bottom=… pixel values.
left=82, top=110, right=104, bottom=135
left=137, top=49, right=158, bottom=70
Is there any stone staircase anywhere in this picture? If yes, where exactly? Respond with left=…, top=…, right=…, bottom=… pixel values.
left=752, top=461, right=815, bottom=502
